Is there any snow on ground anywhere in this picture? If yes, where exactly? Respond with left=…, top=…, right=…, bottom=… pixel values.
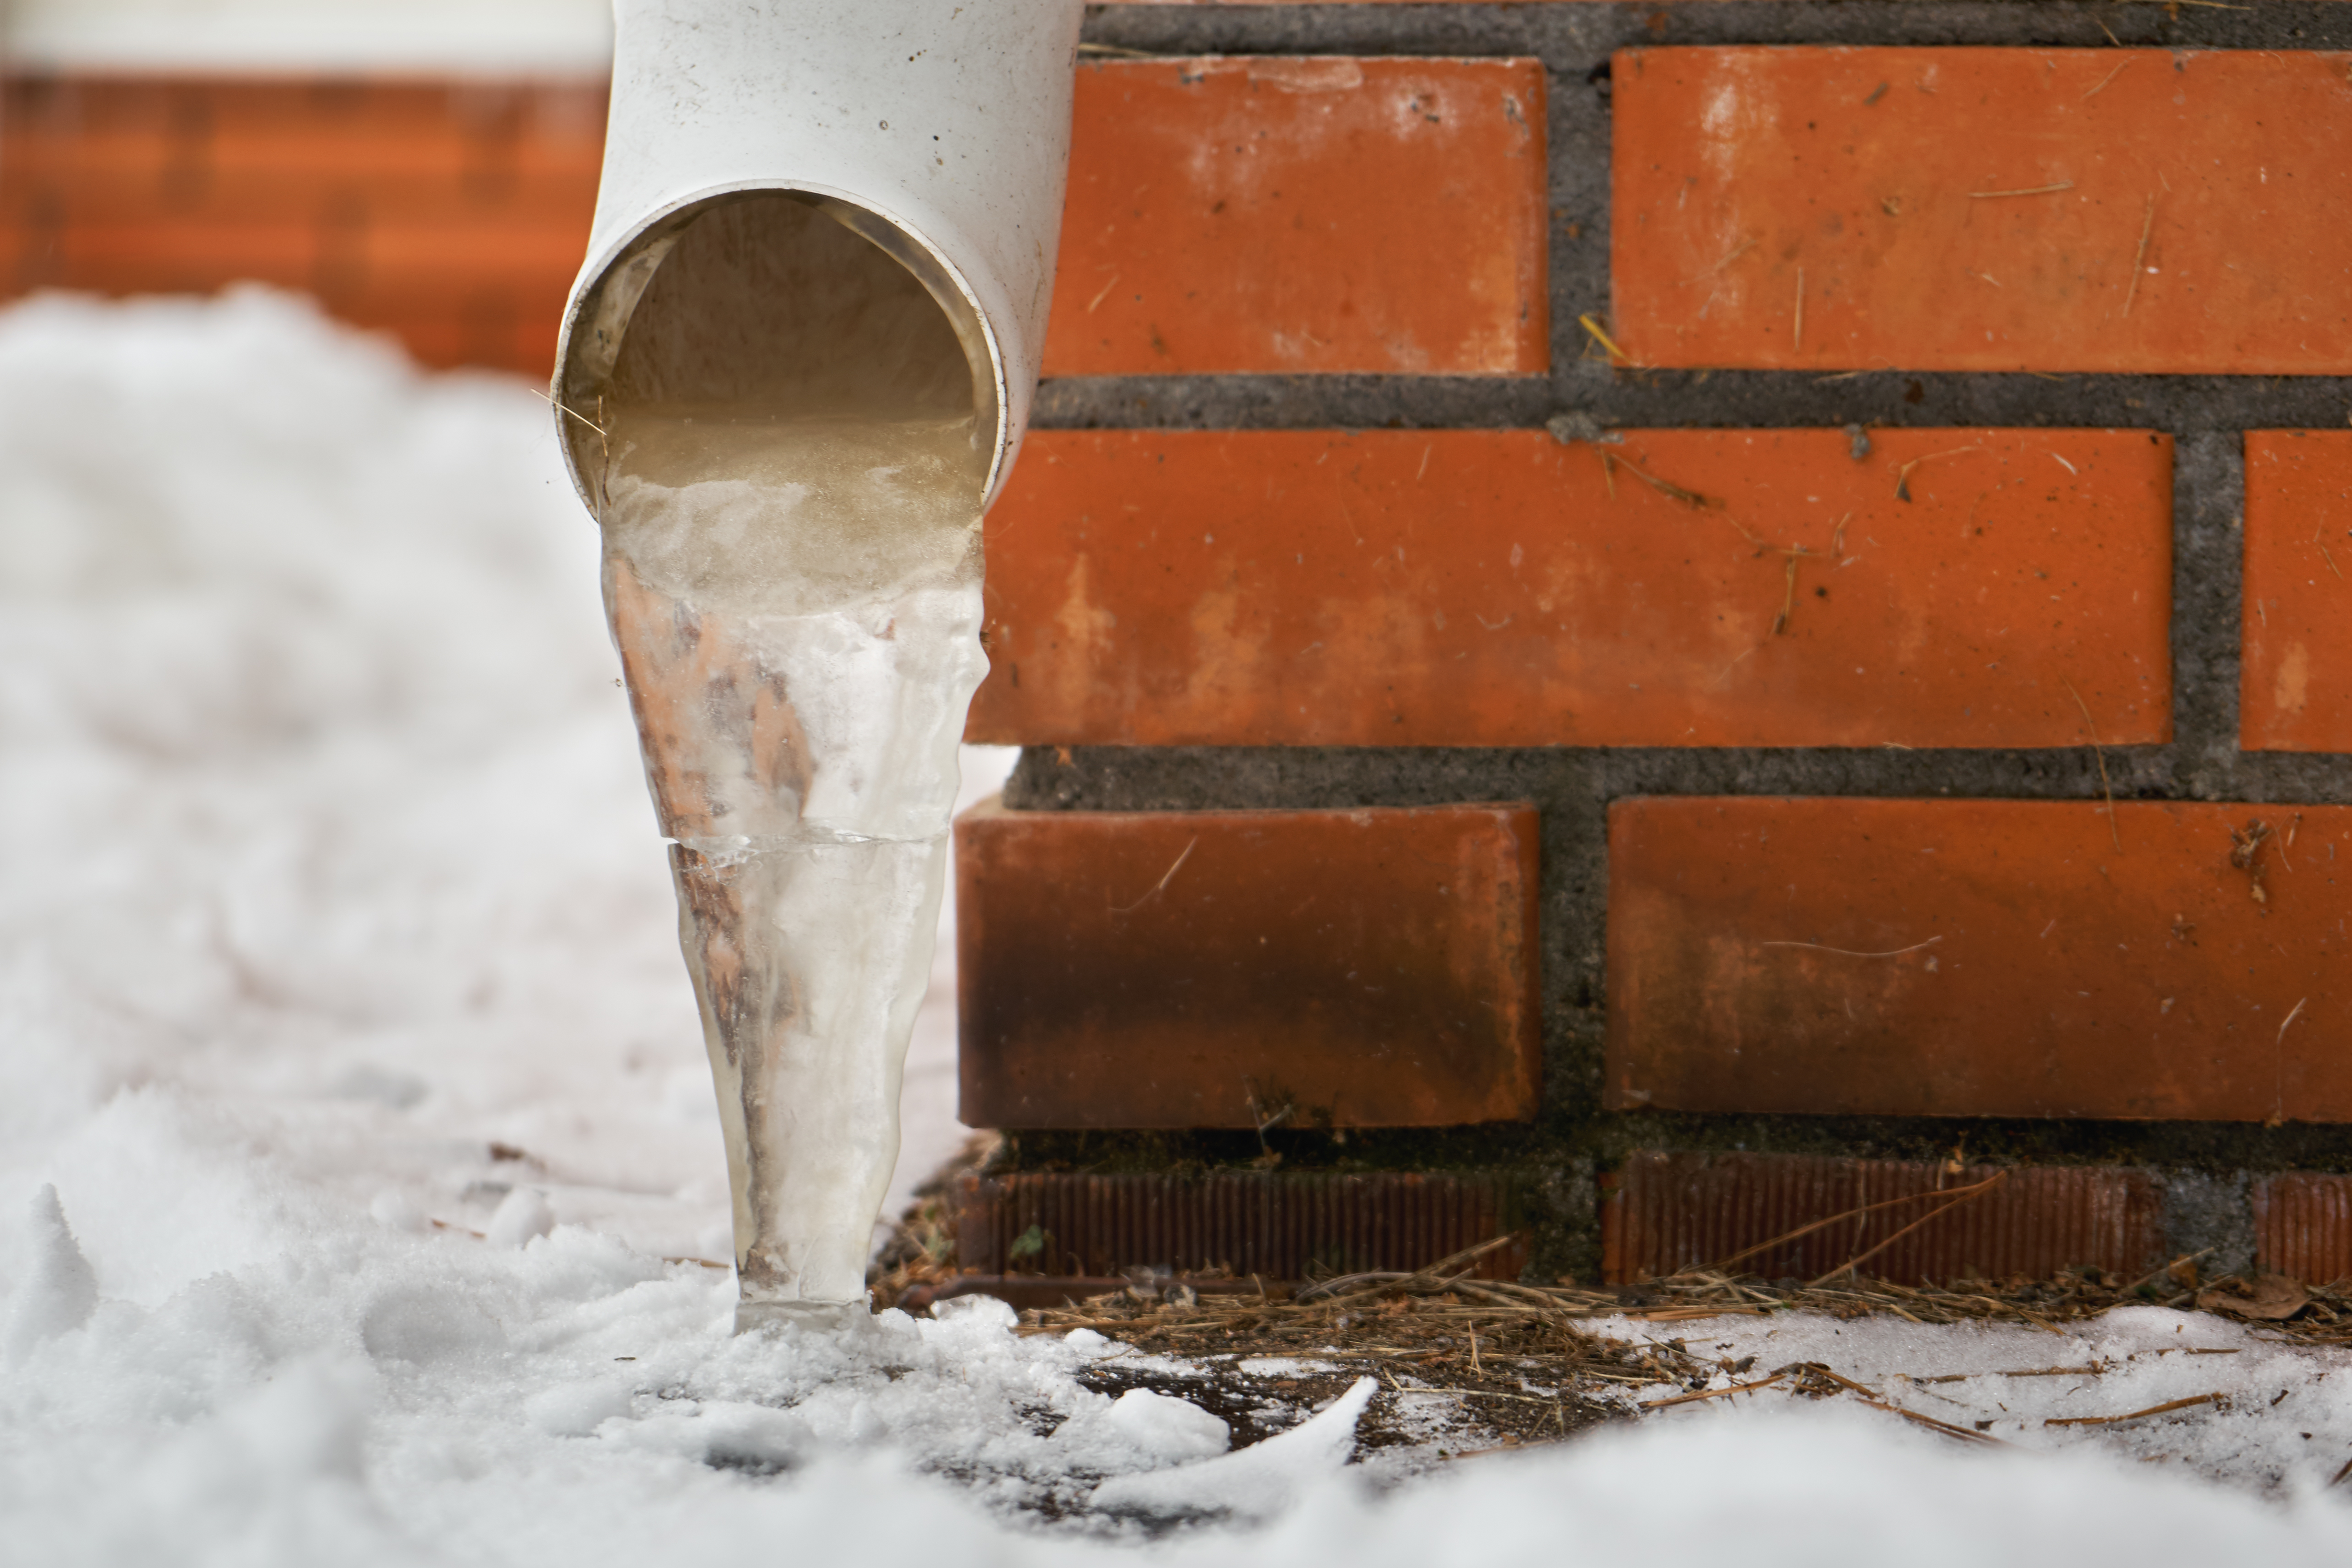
left=7, top=289, right=2352, bottom=1563
left=1613, top=1304, right=2352, bottom=1493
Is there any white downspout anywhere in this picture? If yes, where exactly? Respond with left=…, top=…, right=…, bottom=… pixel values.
left=551, top=0, right=1081, bottom=1330
left=554, top=0, right=1078, bottom=510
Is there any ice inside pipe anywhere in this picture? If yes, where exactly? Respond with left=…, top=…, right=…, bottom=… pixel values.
left=590, top=192, right=989, bottom=1327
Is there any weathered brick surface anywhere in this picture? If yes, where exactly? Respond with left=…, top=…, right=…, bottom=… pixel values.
left=969, top=427, right=2172, bottom=749
left=1602, top=1150, right=2162, bottom=1286
left=2252, top=1174, right=2352, bottom=1286
left=957, top=799, right=1541, bottom=1129
left=5, top=56, right=1552, bottom=379
left=1613, top=48, right=2352, bottom=374
left=2243, top=432, right=2352, bottom=754
left=1044, top=56, right=1547, bottom=376
left=1609, top=798, right=2352, bottom=1122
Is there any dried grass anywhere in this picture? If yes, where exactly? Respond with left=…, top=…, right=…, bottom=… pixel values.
left=869, top=1154, right=2352, bottom=1458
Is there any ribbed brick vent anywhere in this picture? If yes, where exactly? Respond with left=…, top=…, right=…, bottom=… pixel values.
left=952, top=1170, right=1526, bottom=1281
left=1602, top=1151, right=2162, bottom=1287
left=2253, top=1175, right=2352, bottom=1287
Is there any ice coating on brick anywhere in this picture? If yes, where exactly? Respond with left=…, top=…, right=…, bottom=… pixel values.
left=594, top=193, right=990, bottom=1317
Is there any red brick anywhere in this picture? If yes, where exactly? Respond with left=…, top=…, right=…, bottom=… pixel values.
left=2243, top=432, right=2352, bottom=754
left=950, top=1170, right=1528, bottom=1281
left=1608, top=799, right=2352, bottom=1122
left=969, top=428, right=2172, bottom=749
left=956, top=800, right=1541, bottom=1129
left=1602, top=1150, right=2161, bottom=1286
left=2252, top=1174, right=2352, bottom=1286
left=1612, top=48, right=2352, bottom=374
left=1046, top=56, right=1546, bottom=376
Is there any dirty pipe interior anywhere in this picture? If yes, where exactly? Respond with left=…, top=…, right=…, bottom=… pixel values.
left=582, top=192, right=993, bottom=1327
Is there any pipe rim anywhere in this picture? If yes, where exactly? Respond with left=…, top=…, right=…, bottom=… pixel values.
left=551, top=179, right=1013, bottom=516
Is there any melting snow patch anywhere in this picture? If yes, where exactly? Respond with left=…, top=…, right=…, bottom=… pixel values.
left=1092, top=1377, right=1375, bottom=1519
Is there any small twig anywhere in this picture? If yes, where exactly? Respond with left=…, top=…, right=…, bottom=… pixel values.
left=2279, top=996, right=2309, bottom=1048
left=1773, top=552, right=1802, bottom=635
left=1646, top=1373, right=1788, bottom=1409
left=2045, top=1392, right=2224, bottom=1427
left=1682, top=236, right=1757, bottom=285
left=1967, top=181, right=2074, bottom=199
left=1110, top=838, right=1196, bottom=914
left=1759, top=936, right=1941, bottom=960
left=1811, top=1171, right=2010, bottom=1287
left=2117, top=1248, right=2213, bottom=1298
left=1857, top=1397, right=2010, bottom=1446
left=2064, top=681, right=2123, bottom=851
left=1913, top=1364, right=2104, bottom=1385
left=1893, top=444, right=1985, bottom=501
left=532, top=386, right=608, bottom=437
left=1615, top=459, right=1723, bottom=511
left=1294, top=1235, right=1517, bottom=1302
left=1709, top=1171, right=2005, bottom=1273
left=1578, top=313, right=1633, bottom=365
left=2082, top=59, right=2134, bottom=100
left=2123, top=195, right=2156, bottom=317
left=1792, top=1362, right=1882, bottom=1400
left=1793, top=267, right=1806, bottom=353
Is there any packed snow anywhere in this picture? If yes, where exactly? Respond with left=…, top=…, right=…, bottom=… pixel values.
left=8, top=288, right=2352, bottom=1563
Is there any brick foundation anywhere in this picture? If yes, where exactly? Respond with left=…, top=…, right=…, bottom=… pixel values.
left=977, top=1, right=2352, bottom=1292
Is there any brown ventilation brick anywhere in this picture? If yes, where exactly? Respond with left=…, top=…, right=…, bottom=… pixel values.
left=2253, top=1175, right=2352, bottom=1287
left=956, top=799, right=1542, bottom=1129
left=1046, top=56, right=1547, bottom=376
left=2243, top=432, right=2352, bottom=754
left=952, top=1170, right=1527, bottom=1282
left=967, top=427, right=2172, bottom=750
left=1602, top=1151, right=2162, bottom=1287
left=1613, top=48, right=2352, bottom=374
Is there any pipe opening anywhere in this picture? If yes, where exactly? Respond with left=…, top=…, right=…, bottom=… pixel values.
left=558, top=188, right=1001, bottom=531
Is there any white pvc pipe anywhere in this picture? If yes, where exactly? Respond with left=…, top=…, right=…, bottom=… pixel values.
left=551, top=0, right=1080, bottom=1331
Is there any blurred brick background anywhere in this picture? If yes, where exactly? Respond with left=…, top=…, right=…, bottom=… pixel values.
left=14, top=1, right=2352, bottom=1293
left=0, top=74, right=606, bottom=371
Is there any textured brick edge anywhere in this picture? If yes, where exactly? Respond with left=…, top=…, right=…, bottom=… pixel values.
left=951, top=1170, right=1529, bottom=1282
left=1601, top=1150, right=2163, bottom=1287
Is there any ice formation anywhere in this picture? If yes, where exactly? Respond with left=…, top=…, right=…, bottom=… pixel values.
left=589, top=193, right=991, bottom=1320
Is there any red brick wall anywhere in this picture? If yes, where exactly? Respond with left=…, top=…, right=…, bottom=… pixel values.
left=22, top=2, right=2352, bottom=1288
left=965, top=4, right=2352, bottom=1289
